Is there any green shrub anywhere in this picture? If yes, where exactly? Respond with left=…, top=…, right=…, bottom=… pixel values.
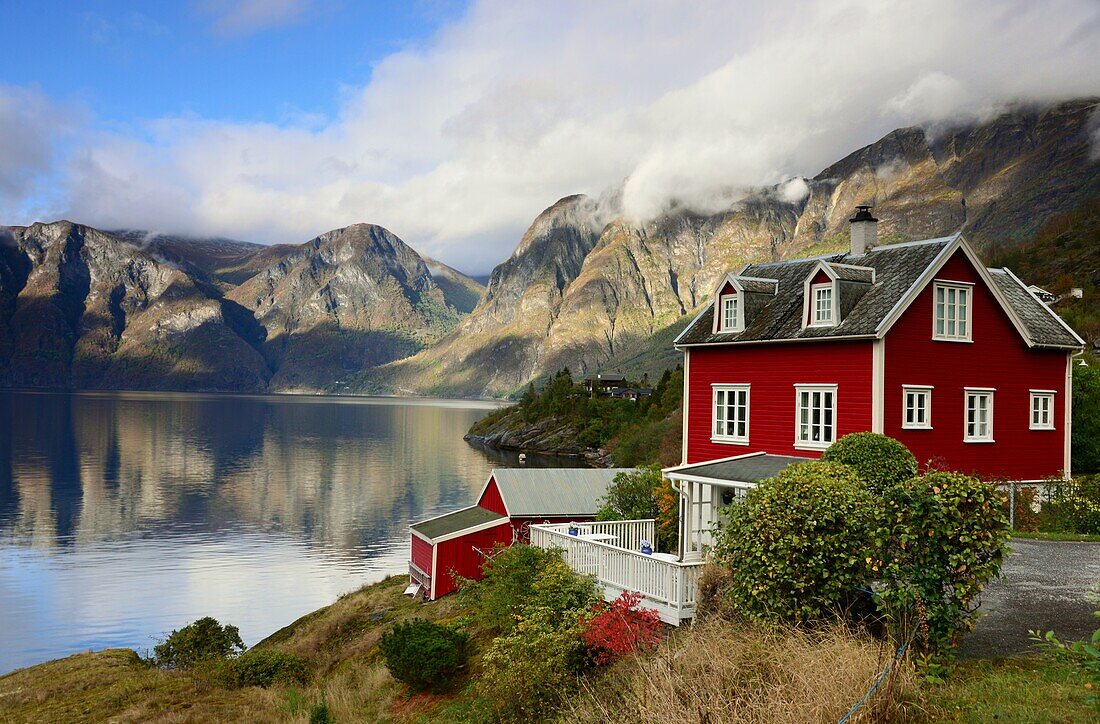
left=878, top=471, right=1009, bottom=666
left=223, top=650, right=309, bottom=688
left=378, top=619, right=470, bottom=693
left=821, top=432, right=918, bottom=493
left=153, top=617, right=245, bottom=669
left=1039, top=476, right=1100, bottom=534
left=478, top=605, right=589, bottom=719
left=309, top=701, right=334, bottom=724
left=459, top=543, right=598, bottom=635
left=712, top=461, right=879, bottom=624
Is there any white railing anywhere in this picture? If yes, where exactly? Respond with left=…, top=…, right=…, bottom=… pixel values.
left=529, top=521, right=703, bottom=625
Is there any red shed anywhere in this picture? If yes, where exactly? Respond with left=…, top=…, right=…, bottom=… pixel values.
left=476, top=467, right=635, bottom=541
left=408, top=467, right=632, bottom=598
left=408, top=506, right=513, bottom=600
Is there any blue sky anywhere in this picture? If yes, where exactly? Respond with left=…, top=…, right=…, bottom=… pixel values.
left=1, top=1, right=1098, bottom=273
left=2, top=2, right=462, bottom=126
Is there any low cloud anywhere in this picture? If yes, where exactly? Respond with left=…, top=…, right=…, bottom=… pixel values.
left=5, top=0, right=1100, bottom=272
left=0, top=84, right=78, bottom=221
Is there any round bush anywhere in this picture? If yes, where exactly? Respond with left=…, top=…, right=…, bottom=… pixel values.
left=153, top=617, right=245, bottom=669
left=227, top=650, right=309, bottom=688
left=379, top=619, right=470, bottom=693
left=713, top=461, right=879, bottom=624
left=821, top=432, right=918, bottom=493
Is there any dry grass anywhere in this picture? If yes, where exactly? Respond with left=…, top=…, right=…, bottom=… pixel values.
left=560, top=620, right=914, bottom=724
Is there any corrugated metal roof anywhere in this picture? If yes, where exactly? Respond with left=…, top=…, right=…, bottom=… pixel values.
left=410, top=506, right=508, bottom=541
left=490, top=468, right=635, bottom=516
left=667, top=454, right=812, bottom=484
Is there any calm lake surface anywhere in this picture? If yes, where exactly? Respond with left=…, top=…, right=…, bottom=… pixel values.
left=0, top=390, right=571, bottom=674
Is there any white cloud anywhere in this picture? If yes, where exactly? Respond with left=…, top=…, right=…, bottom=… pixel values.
left=5, top=0, right=1100, bottom=272
left=0, top=84, right=77, bottom=221
left=197, top=0, right=311, bottom=37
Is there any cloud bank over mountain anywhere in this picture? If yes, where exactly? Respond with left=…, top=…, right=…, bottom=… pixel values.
left=2, top=0, right=1099, bottom=272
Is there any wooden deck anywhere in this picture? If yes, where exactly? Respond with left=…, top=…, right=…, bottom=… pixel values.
left=529, top=520, right=703, bottom=625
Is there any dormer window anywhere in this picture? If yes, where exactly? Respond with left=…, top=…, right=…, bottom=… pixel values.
left=810, top=284, right=834, bottom=326
left=720, top=294, right=740, bottom=332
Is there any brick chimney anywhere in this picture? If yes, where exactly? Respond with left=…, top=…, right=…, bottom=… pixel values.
left=849, top=205, right=878, bottom=256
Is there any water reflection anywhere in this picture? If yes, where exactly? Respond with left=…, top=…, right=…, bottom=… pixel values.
left=0, top=390, right=572, bottom=673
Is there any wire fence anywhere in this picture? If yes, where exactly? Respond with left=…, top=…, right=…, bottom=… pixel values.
left=997, top=478, right=1095, bottom=532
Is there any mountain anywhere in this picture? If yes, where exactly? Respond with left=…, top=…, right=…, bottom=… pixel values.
left=226, top=223, right=463, bottom=391
left=0, top=222, right=476, bottom=392
left=0, top=221, right=270, bottom=390
left=378, top=99, right=1100, bottom=398
left=423, top=256, right=485, bottom=314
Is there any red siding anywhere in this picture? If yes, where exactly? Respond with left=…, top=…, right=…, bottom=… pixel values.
left=884, top=249, right=1069, bottom=480
left=477, top=476, right=508, bottom=515
left=410, top=535, right=433, bottom=576
left=685, top=340, right=874, bottom=464
left=432, top=522, right=514, bottom=598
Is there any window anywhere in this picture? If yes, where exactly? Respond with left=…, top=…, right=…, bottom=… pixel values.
left=713, top=385, right=749, bottom=443
left=964, top=389, right=994, bottom=442
left=1030, top=390, right=1055, bottom=430
left=795, top=385, right=836, bottom=448
left=720, top=294, right=740, bottom=332
left=811, top=284, right=834, bottom=326
left=902, top=386, right=932, bottom=429
left=934, top=282, right=972, bottom=341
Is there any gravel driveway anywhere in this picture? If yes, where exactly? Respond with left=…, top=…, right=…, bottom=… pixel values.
left=960, top=538, right=1100, bottom=657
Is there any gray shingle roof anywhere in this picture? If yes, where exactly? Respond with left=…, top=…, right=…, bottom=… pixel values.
left=678, top=237, right=954, bottom=345
left=411, top=506, right=508, bottom=541
left=489, top=467, right=635, bottom=517
left=676, top=235, right=1082, bottom=349
left=987, top=268, right=1083, bottom=348
left=666, top=454, right=813, bottom=484
left=827, top=263, right=876, bottom=283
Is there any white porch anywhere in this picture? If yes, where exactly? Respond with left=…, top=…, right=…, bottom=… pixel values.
left=529, top=519, right=704, bottom=625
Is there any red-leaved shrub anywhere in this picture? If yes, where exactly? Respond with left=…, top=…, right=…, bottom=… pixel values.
left=582, top=591, right=663, bottom=664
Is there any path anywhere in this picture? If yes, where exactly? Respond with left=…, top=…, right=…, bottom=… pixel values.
left=961, top=538, right=1100, bottom=657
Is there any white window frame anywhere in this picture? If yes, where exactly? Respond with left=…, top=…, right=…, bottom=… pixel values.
left=794, top=384, right=837, bottom=450
left=933, top=281, right=973, bottom=342
left=1030, top=390, right=1056, bottom=430
left=902, top=385, right=933, bottom=430
left=720, top=294, right=741, bottom=332
left=964, top=388, right=995, bottom=443
left=810, top=283, right=835, bottom=327
left=712, top=384, right=750, bottom=444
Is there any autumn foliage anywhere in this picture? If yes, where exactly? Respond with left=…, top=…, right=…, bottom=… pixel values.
left=582, top=592, right=664, bottom=665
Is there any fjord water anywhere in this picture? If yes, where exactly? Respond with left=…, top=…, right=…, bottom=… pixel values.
left=0, top=390, right=559, bottom=674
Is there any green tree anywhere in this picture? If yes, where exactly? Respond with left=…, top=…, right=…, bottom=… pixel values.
left=153, top=617, right=245, bottom=669
left=1073, top=359, right=1100, bottom=474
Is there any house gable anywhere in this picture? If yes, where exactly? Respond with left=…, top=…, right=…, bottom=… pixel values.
left=476, top=475, right=508, bottom=516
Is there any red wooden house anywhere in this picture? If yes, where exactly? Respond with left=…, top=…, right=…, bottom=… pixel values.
left=409, top=467, right=631, bottom=599
left=664, top=207, right=1084, bottom=559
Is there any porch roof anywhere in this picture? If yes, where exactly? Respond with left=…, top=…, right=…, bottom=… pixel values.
left=410, top=506, right=508, bottom=542
left=664, top=452, right=813, bottom=487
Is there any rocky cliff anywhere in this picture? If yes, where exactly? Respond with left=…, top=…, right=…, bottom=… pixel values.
left=379, top=99, right=1100, bottom=398
left=0, top=221, right=270, bottom=391
left=0, top=222, right=481, bottom=392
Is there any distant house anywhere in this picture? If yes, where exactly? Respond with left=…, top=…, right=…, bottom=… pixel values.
left=408, top=467, right=632, bottom=599
left=583, top=373, right=626, bottom=395
left=608, top=386, right=654, bottom=401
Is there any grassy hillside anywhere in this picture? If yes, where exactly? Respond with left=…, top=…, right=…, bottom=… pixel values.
left=1, top=573, right=1095, bottom=723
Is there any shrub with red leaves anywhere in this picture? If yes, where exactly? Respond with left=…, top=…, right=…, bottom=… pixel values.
left=582, top=591, right=663, bottom=665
